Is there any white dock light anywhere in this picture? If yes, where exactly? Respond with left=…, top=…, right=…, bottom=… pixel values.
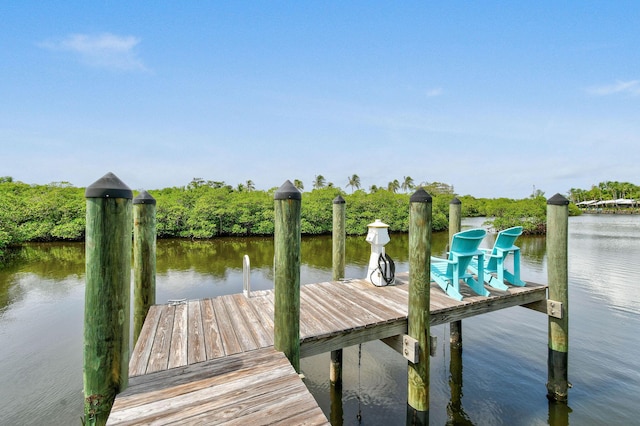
left=365, top=219, right=395, bottom=286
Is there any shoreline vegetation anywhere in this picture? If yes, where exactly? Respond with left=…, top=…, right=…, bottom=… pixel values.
left=2, top=175, right=637, bottom=259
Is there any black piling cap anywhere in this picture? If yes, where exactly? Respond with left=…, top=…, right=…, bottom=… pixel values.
left=333, top=195, right=346, bottom=204
left=410, top=187, right=432, bottom=203
left=133, top=190, right=156, bottom=205
left=450, top=197, right=462, bottom=205
left=274, top=180, right=302, bottom=200
left=85, top=172, right=133, bottom=199
left=547, top=193, right=569, bottom=205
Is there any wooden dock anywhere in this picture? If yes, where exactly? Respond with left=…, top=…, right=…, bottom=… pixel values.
left=108, top=272, right=547, bottom=425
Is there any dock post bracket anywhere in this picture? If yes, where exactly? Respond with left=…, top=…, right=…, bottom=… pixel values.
left=403, top=335, right=419, bottom=363
left=547, top=300, right=563, bottom=319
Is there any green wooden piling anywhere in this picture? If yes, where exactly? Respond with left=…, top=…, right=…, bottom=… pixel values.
left=133, top=190, right=156, bottom=345
left=273, top=180, right=302, bottom=372
left=83, top=173, right=133, bottom=426
left=330, top=195, right=346, bottom=386
left=448, top=198, right=463, bottom=348
left=407, top=188, right=432, bottom=425
left=546, top=193, right=570, bottom=402
left=447, top=197, right=466, bottom=420
left=332, top=195, right=346, bottom=282
left=448, top=197, right=462, bottom=248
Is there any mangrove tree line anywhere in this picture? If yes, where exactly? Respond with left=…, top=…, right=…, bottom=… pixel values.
left=0, top=176, right=594, bottom=257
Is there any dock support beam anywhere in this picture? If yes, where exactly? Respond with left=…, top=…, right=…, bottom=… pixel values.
left=546, top=193, right=570, bottom=402
left=274, top=180, right=302, bottom=372
left=83, top=173, right=133, bottom=426
left=448, top=198, right=463, bottom=348
left=330, top=195, right=346, bottom=386
left=133, top=190, right=156, bottom=345
left=407, top=188, right=432, bottom=425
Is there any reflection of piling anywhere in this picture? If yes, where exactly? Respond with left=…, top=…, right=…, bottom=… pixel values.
left=448, top=198, right=463, bottom=348
left=329, top=367, right=344, bottom=426
left=83, top=173, right=132, bottom=426
left=546, top=194, right=570, bottom=401
left=407, top=188, right=432, bottom=425
left=273, top=180, right=302, bottom=372
left=133, top=190, right=156, bottom=345
left=548, top=399, right=571, bottom=426
left=331, top=195, right=346, bottom=388
left=447, top=343, right=473, bottom=425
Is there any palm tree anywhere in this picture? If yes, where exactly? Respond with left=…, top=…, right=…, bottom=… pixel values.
left=246, top=180, right=255, bottom=192
left=401, top=176, right=414, bottom=193
left=293, top=179, right=304, bottom=191
left=568, top=188, right=580, bottom=203
left=420, top=181, right=454, bottom=195
left=387, top=179, right=400, bottom=193
left=187, top=177, right=206, bottom=190
left=347, top=174, right=361, bottom=193
left=313, top=175, right=326, bottom=189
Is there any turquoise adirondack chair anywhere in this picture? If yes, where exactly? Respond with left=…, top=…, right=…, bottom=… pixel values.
left=430, top=228, right=489, bottom=301
left=468, top=226, right=526, bottom=291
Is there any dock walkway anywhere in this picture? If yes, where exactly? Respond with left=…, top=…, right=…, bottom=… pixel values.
left=108, top=272, right=547, bottom=424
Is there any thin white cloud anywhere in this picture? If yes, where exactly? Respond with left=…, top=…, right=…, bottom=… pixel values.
left=38, top=33, right=147, bottom=71
left=426, top=87, right=444, bottom=97
left=586, top=80, right=640, bottom=96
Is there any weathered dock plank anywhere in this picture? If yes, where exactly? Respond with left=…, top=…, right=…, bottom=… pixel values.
left=129, top=305, right=163, bottom=377
left=221, top=294, right=259, bottom=352
left=145, top=305, right=175, bottom=374
left=200, top=298, right=225, bottom=360
left=345, top=277, right=410, bottom=315
left=211, top=296, right=243, bottom=356
left=116, top=271, right=547, bottom=424
left=430, top=281, right=547, bottom=326
left=186, top=300, right=206, bottom=365
left=167, top=303, right=188, bottom=369
left=130, top=273, right=547, bottom=374
left=231, top=294, right=273, bottom=348
left=108, top=347, right=329, bottom=425
left=322, top=279, right=404, bottom=322
left=299, top=286, right=344, bottom=336
left=303, top=282, right=370, bottom=329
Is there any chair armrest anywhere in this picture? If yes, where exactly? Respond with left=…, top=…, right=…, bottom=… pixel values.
left=453, top=249, right=484, bottom=257
left=495, top=246, right=520, bottom=255
left=430, top=256, right=456, bottom=265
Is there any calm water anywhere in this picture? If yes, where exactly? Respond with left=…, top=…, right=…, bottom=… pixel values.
left=0, top=215, right=639, bottom=425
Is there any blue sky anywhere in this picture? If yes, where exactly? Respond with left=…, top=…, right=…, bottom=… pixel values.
left=1, top=2, right=638, bottom=198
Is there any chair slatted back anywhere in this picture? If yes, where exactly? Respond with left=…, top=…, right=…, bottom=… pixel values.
left=448, top=228, right=486, bottom=275
left=486, top=226, right=523, bottom=271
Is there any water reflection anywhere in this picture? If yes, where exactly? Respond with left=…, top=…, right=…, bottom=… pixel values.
left=447, top=343, right=473, bottom=425
left=1, top=216, right=640, bottom=425
left=0, top=242, right=85, bottom=317
left=569, top=215, right=640, bottom=316
left=330, top=380, right=344, bottom=426
left=548, top=400, right=571, bottom=426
